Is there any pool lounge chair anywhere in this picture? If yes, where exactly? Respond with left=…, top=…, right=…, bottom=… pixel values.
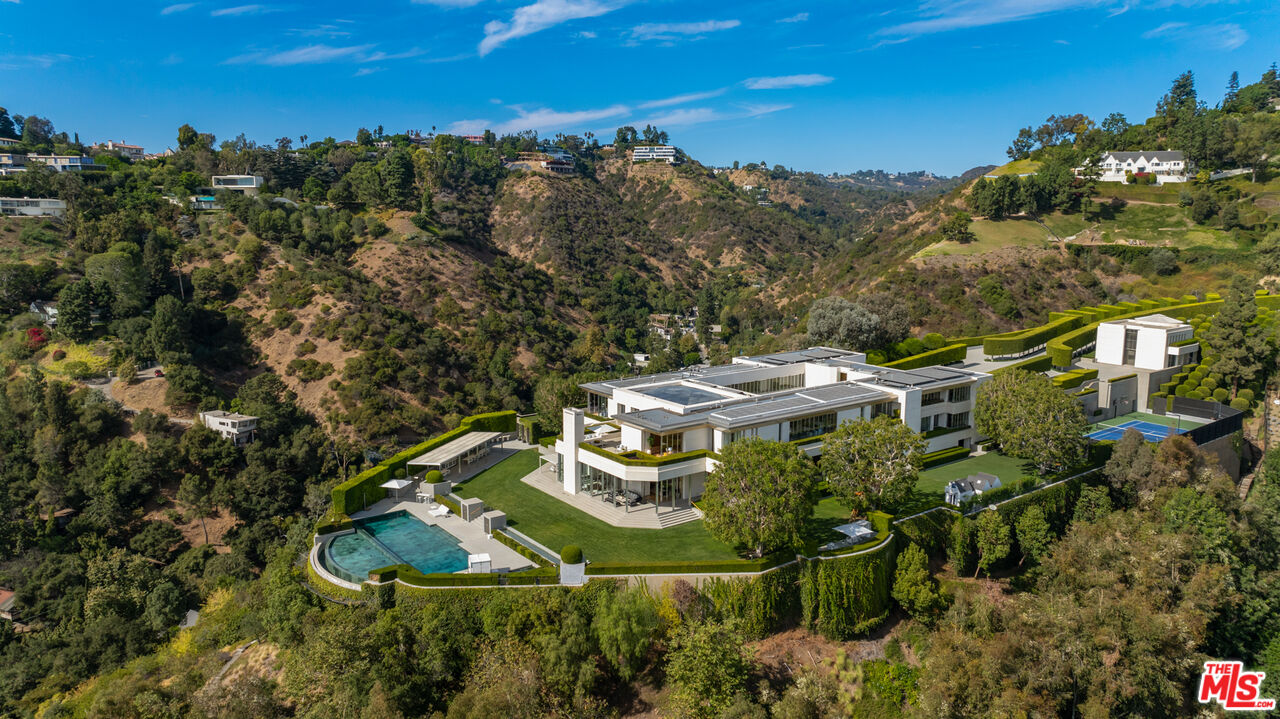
left=428, top=505, right=451, bottom=518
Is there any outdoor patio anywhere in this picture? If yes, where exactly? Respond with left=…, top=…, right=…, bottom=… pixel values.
left=520, top=457, right=703, bottom=529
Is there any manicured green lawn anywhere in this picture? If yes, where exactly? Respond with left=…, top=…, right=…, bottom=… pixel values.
left=454, top=450, right=862, bottom=563
left=984, top=159, right=1042, bottom=176
left=906, top=452, right=1038, bottom=512
left=453, top=450, right=742, bottom=563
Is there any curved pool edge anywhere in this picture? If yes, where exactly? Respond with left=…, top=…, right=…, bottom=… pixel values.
left=311, top=534, right=364, bottom=592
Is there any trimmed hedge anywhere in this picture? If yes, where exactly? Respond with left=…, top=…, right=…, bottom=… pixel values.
left=1052, top=368, right=1098, bottom=390
left=560, top=545, right=583, bottom=564
left=893, top=509, right=954, bottom=556
left=883, top=342, right=967, bottom=369
left=992, top=354, right=1052, bottom=375
left=579, top=442, right=720, bottom=467
left=493, top=529, right=553, bottom=567
left=315, top=515, right=354, bottom=535
left=585, top=556, right=783, bottom=575
left=983, top=314, right=1082, bottom=357
left=330, top=410, right=518, bottom=515
left=921, top=446, right=971, bottom=468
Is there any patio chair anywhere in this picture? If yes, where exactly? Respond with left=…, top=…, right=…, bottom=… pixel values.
left=602, top=489, right=616, bottom=503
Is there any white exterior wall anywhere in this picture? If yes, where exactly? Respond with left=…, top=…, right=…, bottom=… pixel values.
left=620, top=424, right=643, bottom=451
left=683, top=427, right=712, bottom=451
left=803, top=363, right=841, bottom=387
left=1095, top=323, right=1126, bottom=365
left=1133, top=326, right=1169, bottom=370
left=557, top=408, right=585, bottom=493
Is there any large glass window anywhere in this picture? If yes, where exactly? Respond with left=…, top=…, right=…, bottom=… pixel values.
left=1123, top=328, right=1138, bottom=365
left=948, top=411, right=970, bottom=428
left=727, top=373, right=804, bottom=395
left=647, top=432, right=683, bottom=454
left=948, top=386, right=970, bottom=403
left=587, top=392, right=609, bottom=416
left=789, top=413, right=837, bottom=442
left=921, top=391, right=943, bottom=406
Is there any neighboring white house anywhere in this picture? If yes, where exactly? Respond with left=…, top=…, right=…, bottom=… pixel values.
left=211, top=175, right=264, bottom=195
left=944, top=472, right=1002, bottom=506
left=0, top=137, right=18, bottom=147
left=26, top=155, right=107, bottom=172
left=1, top=197, right=66, bottom=218
left=1079, top=150, right=1193, bottom=185
left=96, top=140, right=145, bottom=162
left=0, top=153, right=26, bottom=174
left=29, top=301, right=58, bottom=326
left=1095, top=313, right=1199, bottom=371
left=556, top=347, right=989, bottom=506
left=631, top=145, right=680, bottom=164
left=198, top=410, right=259, bottom=446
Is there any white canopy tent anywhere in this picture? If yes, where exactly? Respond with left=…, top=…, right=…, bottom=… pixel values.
left=406, top=431, right=503, bottom=477
left=819, top=520, right=878, bottom=551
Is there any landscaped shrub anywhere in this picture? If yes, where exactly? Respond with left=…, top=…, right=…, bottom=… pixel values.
left=492, top=529, right=552, bottom=567
left=983, top=314, right=1082, bottom=357
left=1188, top=390, right=1205, bottom=401
left=425, top=469, right=443, bottom=484
left=1239, top=389, right=1255, bottom=402
left=1230, top=398, right=1251, bottom=412
left=699, top=567, right=803, bottom=639
left=1202, top=377, right=1218, bottom=391
left=561, top=545, right=583, bottom=564
left=993, top=354, right=1053, bottom=375
left=922, top=332, right=946, bottom=350
left=921, top=446, right=970, bottom=468
left=893, top=509, right=953, bottom=557
left=882, top=342, right=966, bottom=370
left=1213, top=388, right=1229, bottom=402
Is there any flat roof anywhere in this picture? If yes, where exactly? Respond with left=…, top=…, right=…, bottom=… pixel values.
left=639, top=384, right=728, bottom=405
left=737, top=347, right=861, bottom=366
left=407, top=431, right=502, bottom=467
left=618, top=382, right=892, bottom=432
left=1103, top=313, right=1189, bottom=331
left=200, top=410, right=258, bottom=421
left=818, top=360, right=981, bottom=389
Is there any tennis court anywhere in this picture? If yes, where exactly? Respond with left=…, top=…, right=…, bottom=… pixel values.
left=1085, top=411, right=1202, bottom=442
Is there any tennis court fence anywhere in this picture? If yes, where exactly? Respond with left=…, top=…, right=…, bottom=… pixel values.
left=1151, top=396, right=1244, bottom=447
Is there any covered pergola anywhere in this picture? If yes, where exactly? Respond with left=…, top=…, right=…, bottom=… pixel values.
left=407, top=431, right=504, bottom=478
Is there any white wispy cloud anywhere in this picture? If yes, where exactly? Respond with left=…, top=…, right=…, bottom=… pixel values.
left=225, top=44, right=375, bottom=65
left=161, top=3, right=196, bottom=14
left=778, top=12, right=809, bottom=23
left=211, top=4, right=279, bottom=17
left=291, top=24, right=352, bottom=38
left=479, top=0, right=628, bottom=56
left=638, top=88, right=727, bottom=109
left=0, top=53, right=73, bottom=69
left=491, top=103, right=630, bottom=134
left=876, top=0, right=1115, bottom=37
left=744, top=74, right=833, bottom=90
left=1142, top=20, right=1246, bottom=49
left=578, top=30, right=597, bottom=38
left=354, top=67, right=383, bottom=77
left=630, top=19, right=740, bottom=41
left=631, top=102, right=791, bottom=131
left=361, top=47, right=426, bottom=62
left=445, top=119, right=491, bottom=133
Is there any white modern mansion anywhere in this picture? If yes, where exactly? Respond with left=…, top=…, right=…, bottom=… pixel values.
left=556, top=347, right=989, bottom=507
left=211, top=175, right=264, bottom=195
left=1095, top=314, right=1199, bottom=370
left=0, top=197, right=66, bottom=218
left=631, top=145, right=679, bottom=164
left=1078, top=150, right=1193, bottom=184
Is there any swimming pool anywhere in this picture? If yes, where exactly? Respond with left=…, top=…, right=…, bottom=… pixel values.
left=324, top=511, right=470, bottom=580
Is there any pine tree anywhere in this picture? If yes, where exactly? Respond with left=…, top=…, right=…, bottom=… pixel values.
left=1208, top=278, right=1268, bottom=396
left=1224, top=71, right=1240, bottom=108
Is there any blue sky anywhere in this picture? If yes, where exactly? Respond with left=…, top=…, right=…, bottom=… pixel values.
left=2, top=0, right=1277, bottom=175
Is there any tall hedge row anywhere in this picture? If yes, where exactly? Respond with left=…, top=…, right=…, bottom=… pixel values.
left=883, top=342, right=967, bottom=370
left=894, top=509, right=954, bottom=556
left=798, top=542, right=897, bottom=640
left=699, top=566, right=804, bottom=639
left=982, top=313, right=1082, bottom=357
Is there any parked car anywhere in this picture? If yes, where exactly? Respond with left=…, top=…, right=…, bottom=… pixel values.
left=154, top=369, right=164, bottom=377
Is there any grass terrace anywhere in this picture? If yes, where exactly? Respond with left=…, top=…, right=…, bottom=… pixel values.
left=915, top=219, right=1052, bottom=257
left=453, top=449, right=863, bottom=564
left=908, top=452, right=1039, bottom=512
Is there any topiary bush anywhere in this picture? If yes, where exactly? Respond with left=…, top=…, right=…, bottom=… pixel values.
left=1188, top=390, right=1205, bottom=401
left=1230, top=397, right=1251, bottom=412
left=1213, top=388, right=1229, bottom=402
left=561, top=545, right=583, bottom=564
left=425, top=469, right=443, bottom=484
left=1201, top=377, right=1218, bottom=391
left=1239, top=388, right=1255, bottom=402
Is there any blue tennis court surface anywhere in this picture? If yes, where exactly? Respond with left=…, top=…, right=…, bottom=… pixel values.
left=1086, top=419, right=1185, bottom=442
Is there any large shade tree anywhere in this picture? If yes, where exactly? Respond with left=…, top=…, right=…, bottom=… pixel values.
left=820, top=414, right=925, bottom=515
left=974, top=369, right=1088, bottom=474
left=701, top=437, right=817, bottom=558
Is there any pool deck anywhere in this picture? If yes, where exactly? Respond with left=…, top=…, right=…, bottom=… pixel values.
left=351, top=498, right=535, bottom=573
